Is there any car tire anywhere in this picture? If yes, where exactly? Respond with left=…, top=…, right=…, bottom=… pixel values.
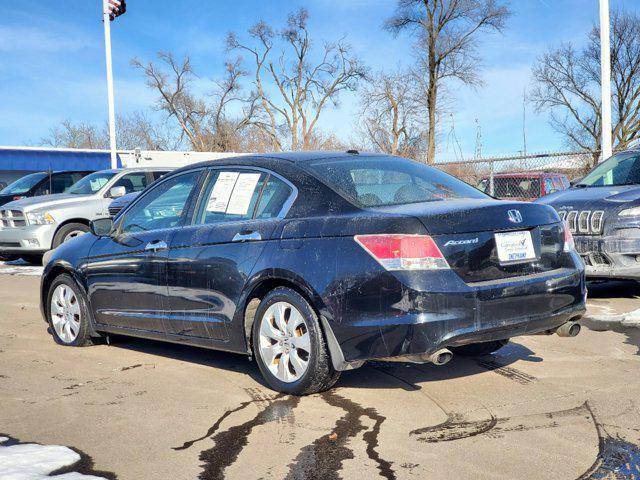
left=52, top=222, right=90, bottom=248
left=46, top=274, right=94, bottom=347
left=451, top=340, right=508, bottom=357
left=252, top=287, right=340, bottom=395
left=20, top=254, right=43, bottom=265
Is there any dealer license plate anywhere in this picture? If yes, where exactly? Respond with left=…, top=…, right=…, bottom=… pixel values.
left=494, top=230, right=536, bottom=263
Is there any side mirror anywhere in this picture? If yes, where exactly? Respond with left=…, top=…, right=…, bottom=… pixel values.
left=109, top=186, right=126, bottom=198
left=90, top=218, right=114, bottom=237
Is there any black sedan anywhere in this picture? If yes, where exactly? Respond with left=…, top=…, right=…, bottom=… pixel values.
left=40, top=152, right=586, bottom=395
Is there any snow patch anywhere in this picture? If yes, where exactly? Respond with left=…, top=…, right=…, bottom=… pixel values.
left=586, top=307, right=640, bottom=327
left=0, top=261, right=43, bottom=276
left=0, top=441, right=106, bottom=479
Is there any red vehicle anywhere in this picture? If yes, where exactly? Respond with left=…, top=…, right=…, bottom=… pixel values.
left=477, top=172, right=570, bottom=201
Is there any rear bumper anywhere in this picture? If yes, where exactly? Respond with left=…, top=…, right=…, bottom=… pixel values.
left=0, top=224, right=55, bottom=255
left=329, top=265, right=586, bottom=364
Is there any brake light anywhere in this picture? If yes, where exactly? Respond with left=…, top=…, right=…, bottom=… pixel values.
left=563, top=221, right=575, bottom=252
left=354, top=234, right=449, bottom=270
left=12, top=196, right=24, bottom=201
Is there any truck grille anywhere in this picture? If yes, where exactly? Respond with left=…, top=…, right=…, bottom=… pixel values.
left=557, top=210, right=604, bottom=235
left=108, top=205, right=124, bottom=217
left=0, top=209, right=26, bottom=228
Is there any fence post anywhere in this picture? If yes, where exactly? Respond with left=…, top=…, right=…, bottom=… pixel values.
left=489, top=159, right=495, bottom=196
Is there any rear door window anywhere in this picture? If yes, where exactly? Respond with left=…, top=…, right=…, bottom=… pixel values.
left=196, top=169, right=267, bottom=224
left=306, top=157, right=486, bottom=207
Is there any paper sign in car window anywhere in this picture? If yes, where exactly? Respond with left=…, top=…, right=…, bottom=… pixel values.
left=206, top=172, right=239, bottom=212
left=226, top=173, right=261, bottom=215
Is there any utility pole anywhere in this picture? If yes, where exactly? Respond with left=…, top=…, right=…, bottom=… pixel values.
left=599, top=0, right=613, bottom=161
left=102, top=0, right=118, bottom=169
left=522, top=88, right=527, bottom=156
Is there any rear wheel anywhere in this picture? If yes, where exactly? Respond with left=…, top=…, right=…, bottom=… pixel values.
left=52, top=222, right=90, bottom=248
left=451, top=340, right=508, bottom=357
left=46, top=274, right=94, bottom=347
left=252, top=287, right=340, bottom=395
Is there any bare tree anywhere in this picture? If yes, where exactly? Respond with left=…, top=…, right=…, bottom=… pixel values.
left=39, top=113, right=180, bottom=151
left=227, top=8, right=367, bottom=151
left=41, top=120, right=106, bottom=149
left=532, top=10, right=640, bottom=163
left=358, top=70, right=425, bottom=158
left=386, top=0, right=511, bottom=164
left=131, top=53, right=256, bottom=152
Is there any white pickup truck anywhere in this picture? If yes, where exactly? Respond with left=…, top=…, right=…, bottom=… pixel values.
left=0, top=167, right=169, bottom=264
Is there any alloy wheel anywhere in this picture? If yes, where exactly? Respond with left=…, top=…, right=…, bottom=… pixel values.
left=258, top=301, right=311, bottom=383
left=50, top=284, right=81, bottom=343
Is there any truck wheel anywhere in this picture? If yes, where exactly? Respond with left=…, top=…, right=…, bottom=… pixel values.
left=53, top=223, right=90, bottom=248
left=451, top=340, right=508, bottom=357
left=252, top=287, right=340, bottom=395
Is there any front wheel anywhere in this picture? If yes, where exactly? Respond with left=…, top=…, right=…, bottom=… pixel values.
left=52, top=222, right=90, bottom=249
left=46, top=274, right=94, bottom=347
left=252, top=287, right=340, bottom=395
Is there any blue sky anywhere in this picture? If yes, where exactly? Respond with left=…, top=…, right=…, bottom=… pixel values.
left=0, top=0, right=636, bottom=159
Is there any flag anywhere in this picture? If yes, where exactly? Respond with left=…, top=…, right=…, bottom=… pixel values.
left=107, top=0, right=126, bottom=21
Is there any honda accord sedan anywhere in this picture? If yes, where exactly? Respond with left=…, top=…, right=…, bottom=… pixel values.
left=40, top=152, right=586, bottom=395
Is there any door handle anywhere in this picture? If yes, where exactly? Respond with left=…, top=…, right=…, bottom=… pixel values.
left=232, top=231, right=262, bottom=242
left=145, top=240, right=168, bottom=252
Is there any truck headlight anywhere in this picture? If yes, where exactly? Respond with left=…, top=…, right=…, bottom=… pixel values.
left=26, top=211, right=55, bottom=225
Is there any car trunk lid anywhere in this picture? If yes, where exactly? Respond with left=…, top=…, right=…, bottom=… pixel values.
left=370, top=200, right=566, bottom=283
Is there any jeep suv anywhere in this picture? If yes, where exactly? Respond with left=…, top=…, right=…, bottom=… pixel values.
left=0, top=168, right=169, bottom=264
left=536, top=149, right=640, bottom=280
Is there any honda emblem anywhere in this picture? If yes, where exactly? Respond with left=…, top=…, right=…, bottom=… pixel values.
left=507, top=209, right=523, bottom=223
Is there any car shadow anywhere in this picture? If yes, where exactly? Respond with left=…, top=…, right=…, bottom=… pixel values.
left=336, top=341, right=542, bottom=391
left=102, top=335, right=267, bottom=386
left=587, top=279, right=640, bottom=299
left=103, top=334, right=541, bottom=392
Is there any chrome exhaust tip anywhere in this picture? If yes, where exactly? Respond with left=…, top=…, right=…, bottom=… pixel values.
left=429, top=348, right=453, bottom=366
left=556, top=321, right=581, bottom=337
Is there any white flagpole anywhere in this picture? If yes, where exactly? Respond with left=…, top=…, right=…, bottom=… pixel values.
left=102, top=0, right=118, bottom=169
left=599, top=0, right=613, bottom=162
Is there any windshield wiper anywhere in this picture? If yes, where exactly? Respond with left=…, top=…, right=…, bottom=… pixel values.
left=574, top=183, right=588, bottom=188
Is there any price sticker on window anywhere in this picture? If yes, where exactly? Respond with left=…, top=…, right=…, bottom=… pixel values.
left=227, top=173, right=261, bottom=215
left=206, top=172, right=239, bottom=212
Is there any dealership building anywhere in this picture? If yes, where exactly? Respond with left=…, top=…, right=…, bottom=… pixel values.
left=0, top=146, right=243, bottom=185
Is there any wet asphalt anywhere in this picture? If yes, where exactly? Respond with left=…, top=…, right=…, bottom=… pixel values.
left=0, top=270, right=639, bottom=479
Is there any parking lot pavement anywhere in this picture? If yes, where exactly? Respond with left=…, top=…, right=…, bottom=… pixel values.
left=0, top=266, right=639, bottom=479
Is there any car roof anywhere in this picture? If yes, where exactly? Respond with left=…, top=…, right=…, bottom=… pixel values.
left=174, top=151, right=390, bottom=172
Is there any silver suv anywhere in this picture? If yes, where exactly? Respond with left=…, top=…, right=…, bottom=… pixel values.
left=0, top=168, right=169, bottom=263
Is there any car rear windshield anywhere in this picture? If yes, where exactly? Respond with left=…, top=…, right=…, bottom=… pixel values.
left=67, top=171, right=116, bottom=195
left=577, top=152, right=640, bottom=187
left=0, top=172, right=47, bottom=195
left=478, top=177, right=541, bottom=198
left=306, top=157, right=487, bottom=207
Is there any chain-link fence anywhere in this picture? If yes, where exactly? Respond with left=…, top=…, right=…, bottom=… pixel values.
left=435, top=150, right=599, bottom=200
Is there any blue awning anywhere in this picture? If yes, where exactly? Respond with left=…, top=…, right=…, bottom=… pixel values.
left=0, top=148, right=122, bottom=171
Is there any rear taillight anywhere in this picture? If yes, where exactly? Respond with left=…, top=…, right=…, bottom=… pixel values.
left=354, top=234, right=449, bottom=271
left=563, top=221, right=575, bottom=252
left=12, top=196, right=24, bottom=201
